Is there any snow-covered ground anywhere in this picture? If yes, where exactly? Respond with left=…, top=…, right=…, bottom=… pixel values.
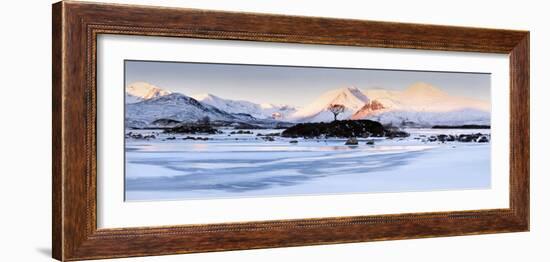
left=125, top=128, right=491, bottom=201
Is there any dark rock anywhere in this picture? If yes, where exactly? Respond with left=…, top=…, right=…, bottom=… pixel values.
left=456, top=133, right=490, bottom=143
left=164, top=123, right=219, bottom=134
left=458, top=134, right=475, bottom=142
left=125, top=132, right=141, bottom=139
left=126, top=132, right=156, bottom=140
left=428, top=136, right=437, bottom=142
left=437, top=134, right=448, bottom=142
left=345, top=137, right=359, bottom=145
left=282, top=120, right=385, bottom=138
left=289, top=140, right=298, bottom=144
left=230, top=130, right=253, bottom=135
left=151, top=118, right=181, bottom=127
left=366, top=140, right=375, bottom=145
left=386, top=129, right=410, bottom=139
left=477, top=136, right=490, bottom=143
left=262, top=136, right=275, bottom=142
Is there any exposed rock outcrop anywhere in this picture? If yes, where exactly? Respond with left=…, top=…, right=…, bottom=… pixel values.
left=281, top=120, right=386, bottom=138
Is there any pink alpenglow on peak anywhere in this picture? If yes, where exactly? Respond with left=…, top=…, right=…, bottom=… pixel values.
left=125, top=82, right=172, bottom=104
left=290, top=86, right=370, bottom=122
left=362, top=82, right=490, bottom=113
left=355, top=82, right=491, bottom=126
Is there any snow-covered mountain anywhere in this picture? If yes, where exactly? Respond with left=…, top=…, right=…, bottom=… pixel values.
left=125, top=93, right=252, bottom=128
left=363, top=109, right=490, bottom=127
left=361, top=82, right=489, bottom=113
left=123, top=81, right=490, bottom=128
left=288, top=83, right=490, bottom=126
left=192, top=93, right=297, bottom=120
left=352, top=82, right=490, bottom=126
left=259, top=103, right=297, bottom=121
left=290, top=86, right=369, bottom=122
left=125, top=82, right=171, bottom=104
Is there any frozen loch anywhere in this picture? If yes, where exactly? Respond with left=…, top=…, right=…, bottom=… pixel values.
left=125, top=128, right=491, bottom=201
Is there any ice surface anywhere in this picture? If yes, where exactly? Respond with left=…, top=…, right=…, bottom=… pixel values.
left=125, top=128, right=491, bottom=201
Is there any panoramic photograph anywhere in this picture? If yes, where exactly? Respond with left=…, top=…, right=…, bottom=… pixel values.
left=124, top=60, right=491, bottom=201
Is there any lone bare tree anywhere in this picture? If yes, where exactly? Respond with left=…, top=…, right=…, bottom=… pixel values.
left=328, top=104, right=346, bottom=121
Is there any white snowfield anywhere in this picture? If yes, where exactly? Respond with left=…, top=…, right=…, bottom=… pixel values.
left=124, top=81, right=490, bottom=127
left=124, top=128, right=491, bottom=201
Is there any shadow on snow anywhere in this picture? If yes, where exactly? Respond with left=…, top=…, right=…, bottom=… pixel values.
left=125, top=150, right=425, bottom=193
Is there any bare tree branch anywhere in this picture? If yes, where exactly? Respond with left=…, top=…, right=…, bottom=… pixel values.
left=328, top=104, right=346, bottom=121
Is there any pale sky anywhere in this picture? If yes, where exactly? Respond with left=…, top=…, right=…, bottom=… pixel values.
left=125, top=60, right=491, bottom=107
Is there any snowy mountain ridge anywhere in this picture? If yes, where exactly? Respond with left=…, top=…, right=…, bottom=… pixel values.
left=361, top=82, right=489, bottom=113
left=352, top=82, right=490, bottom=126
left=125, top=91, right=286, bottom=129
left=288, top=82, right=490, bottom=126
left=124, top=81, right=490, bottom=128
left=125, top=82, right=172, bottom=104
left=125, top=93, right=246, bottom=128
left=192, top=93, right=297, bottom=120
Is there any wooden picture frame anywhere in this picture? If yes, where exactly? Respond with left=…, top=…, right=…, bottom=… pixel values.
left=52, top=1, right=529, bottom=261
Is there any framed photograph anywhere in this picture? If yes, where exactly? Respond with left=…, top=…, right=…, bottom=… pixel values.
left=52, top=1, right=529, bottom=261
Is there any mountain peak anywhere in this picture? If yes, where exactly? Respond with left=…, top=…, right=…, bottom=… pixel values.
left=290, top=86, right=370, bottom=122
left=192, top=93, right=297, bottom=120
left=337, top=86, right=359, bottom=91
left=335, top=86, right=362, bottom=96
left=126, top=82, right=172, bottom=100
left=192, top=93, right=219, bottom=101
left=331, top=86, right=369, bottom=104
left=404, top=82, right=447, bottom=97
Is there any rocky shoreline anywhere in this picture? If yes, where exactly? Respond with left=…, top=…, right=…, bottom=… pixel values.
left=432, top=124, right=490, bottom=129
left=163, top=123, right=221, bottom=135
left=126, top=119, right=490, bottom=145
